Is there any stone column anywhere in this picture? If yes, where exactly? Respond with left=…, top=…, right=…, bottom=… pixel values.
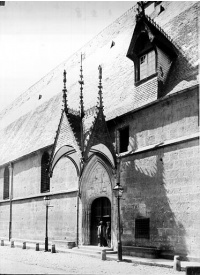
left=85, top=209, right=90, bottom=245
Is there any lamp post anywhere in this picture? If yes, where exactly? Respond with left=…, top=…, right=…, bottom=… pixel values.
left=43, top=196, right=51, bottom=252
left=113, top=183, right=124, bottom=261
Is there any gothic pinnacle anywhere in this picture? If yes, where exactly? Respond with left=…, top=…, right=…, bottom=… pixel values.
left=79, top=53, right=85, bottom=119
left=62, top=70, right=68, bottom=113
left=98, top=65, right=103, bottom=109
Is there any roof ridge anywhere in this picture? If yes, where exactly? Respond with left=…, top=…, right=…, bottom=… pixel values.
left=145, top=14, right=182, bottom=54
left=146, top=15, right=173, bottom=42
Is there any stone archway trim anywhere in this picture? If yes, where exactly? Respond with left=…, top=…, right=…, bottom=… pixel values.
left=88, top=143, right=115, bottom=169
left=50, top=145, right=80, bottom=176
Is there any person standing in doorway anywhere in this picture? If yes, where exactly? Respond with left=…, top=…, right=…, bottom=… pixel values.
left=97, top=221, right=105, bottom=247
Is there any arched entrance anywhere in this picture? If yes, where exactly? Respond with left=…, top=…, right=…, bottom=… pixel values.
left=90, top=197, right=111, bottom=245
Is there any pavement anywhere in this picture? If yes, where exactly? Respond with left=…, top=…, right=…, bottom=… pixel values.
left=0, top=246, right=182, bottom=275
left=0, top=257, right=67, bottom=274
left=57, top=246, right=200, bottom=272
left=1, top=239, right=200, bottom=272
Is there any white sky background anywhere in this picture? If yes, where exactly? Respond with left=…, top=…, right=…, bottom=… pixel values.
left=0, top=1, right=134, bottom=112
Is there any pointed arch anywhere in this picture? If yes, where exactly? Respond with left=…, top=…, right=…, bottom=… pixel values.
left=80, top=153, right=114, bottom=196
left=88, top=143, right=115, bottom=169
left=49, top=145, right=80, bottom=177
left=48, top=108, right=82, bottom=178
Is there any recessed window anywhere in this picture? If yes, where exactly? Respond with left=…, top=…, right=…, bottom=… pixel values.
left=119, top=127, right=129, bottom=153
left=3, top=166, right=9, bottom=200
left=41, top=152, right=50, bottom=193
left=135, top=218, right=150, bottom=239
left=139, top=51, right=156, bottom=80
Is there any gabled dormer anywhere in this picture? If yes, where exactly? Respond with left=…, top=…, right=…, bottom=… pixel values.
left=127, top=4, right=178, bottom=99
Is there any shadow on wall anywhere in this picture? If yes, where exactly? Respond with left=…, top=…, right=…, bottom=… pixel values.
left=163, top=51, right=198, bottom=97
left=120, top=134, right=188, bottom=259
left=162, top=2, right=199, bottom=97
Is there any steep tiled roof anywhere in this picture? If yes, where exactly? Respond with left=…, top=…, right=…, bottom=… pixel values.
left=0, top=1, right=198, bottom=166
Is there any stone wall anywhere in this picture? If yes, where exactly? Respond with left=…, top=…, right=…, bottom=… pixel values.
left=50, top=156, right=78, bottom=192
left=120, top=139, right=199, bottom=259
left=13, top=152, right=41, bottom=198
left=11, top=194, right=77, bottom=241
left=108, top=87, right=199, bottom=259
left=0, top=150, right=78, bottom=241
left=0, top=202, right=10, bottom=238
left=113, top=87, right=198, bottom=152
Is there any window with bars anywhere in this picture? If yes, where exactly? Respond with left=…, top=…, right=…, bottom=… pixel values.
left=135, top=218, right=150, bottom=239
left=139, top=51, right=156, bottom=80
left=41, top=152, right=50, bottom=193
left=3, top=166, right=9, bottom=199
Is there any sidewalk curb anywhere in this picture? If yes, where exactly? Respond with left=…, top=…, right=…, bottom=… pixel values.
left=106, top=256, right=176, bottom=270
left=2, top=240, right=200, bottom=272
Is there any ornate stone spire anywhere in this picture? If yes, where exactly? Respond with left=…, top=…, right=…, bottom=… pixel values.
left=98, top=65, right=103, bottom=109
left=79, top=53, right=85, bottom=119
left=78, top=53, right=85, bottom=162
left=62, top=70, right=68, bottom=113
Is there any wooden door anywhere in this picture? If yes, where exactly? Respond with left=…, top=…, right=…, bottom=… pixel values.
left=90, top=197, right=111, bottom=245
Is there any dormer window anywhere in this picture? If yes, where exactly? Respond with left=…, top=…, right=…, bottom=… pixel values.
left=126, top=8, right=177, bottom=98
left=129, top=30, right=157, bottom=84
left=139, top=50, right=156, bottom=80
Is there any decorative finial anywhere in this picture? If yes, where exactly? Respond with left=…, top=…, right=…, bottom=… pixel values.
left=79, top=53, right=85, bottom=119
left=62, top=70, right=68, bottom=113
left=136, top=1, right=145, bottom=21
left=98, top=65, right=103, bottom=109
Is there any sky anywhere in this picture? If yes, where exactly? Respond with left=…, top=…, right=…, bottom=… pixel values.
left=0, top=1, right=134, bottom=112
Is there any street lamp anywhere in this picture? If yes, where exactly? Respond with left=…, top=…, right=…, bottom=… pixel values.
left=43, top=196, right=51, bottom=252
left=113, top=182, right=124, bottom=261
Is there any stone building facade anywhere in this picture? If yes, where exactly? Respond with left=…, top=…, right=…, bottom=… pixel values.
left=0, top=1, right=199, bottom=261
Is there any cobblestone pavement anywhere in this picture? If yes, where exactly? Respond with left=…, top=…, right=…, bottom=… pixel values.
left=0, top=246, right=184, bottom=274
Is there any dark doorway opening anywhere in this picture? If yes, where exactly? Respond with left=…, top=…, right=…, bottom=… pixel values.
left=90, top=197, right=111, bottom=246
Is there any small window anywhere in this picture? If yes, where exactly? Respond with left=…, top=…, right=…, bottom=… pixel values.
left=140, top=55, right=146, bottom=64
left=139, top=51, right=156, bottom=80
left=41, top=152, right=50, bottom=193
left=119, top=127, right=129, bottom=153
left=3, top=166, right=9, bottom=200
left=135, top=218, right=150, bottom=239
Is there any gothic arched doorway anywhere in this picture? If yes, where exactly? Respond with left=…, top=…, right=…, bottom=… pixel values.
left=90, top=197, right=111, bottom=245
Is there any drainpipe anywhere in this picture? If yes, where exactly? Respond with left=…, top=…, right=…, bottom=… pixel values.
left=9, top=162, right=13, bottom=241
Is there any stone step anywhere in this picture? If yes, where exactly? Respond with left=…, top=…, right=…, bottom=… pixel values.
left=56, top=245, right=117, bottom=259
left=56, top=247, right=105, bottom=259
left=77, top=245, right=113, bottom=252
left=72, top=247, right=115, bottom=256
left=72, top=248, right=102, bottom=255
